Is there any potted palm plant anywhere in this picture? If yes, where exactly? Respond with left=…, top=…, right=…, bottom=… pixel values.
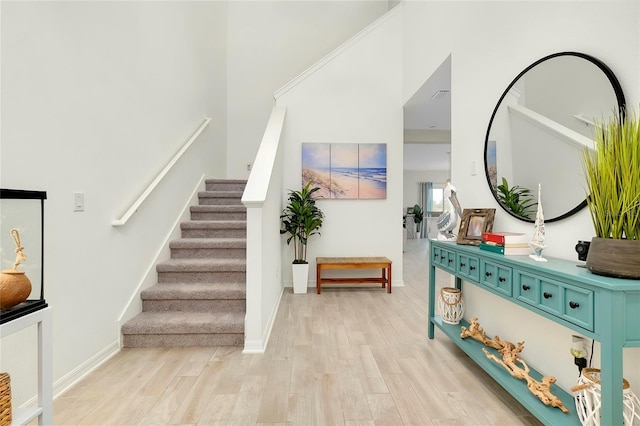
left=280, top=181, right=325, bottom=293
left=496, top=177, right=537, bottom=220
left=581, top=109, right=640, bottom=279
left=412, top=204, right=424, bottom=237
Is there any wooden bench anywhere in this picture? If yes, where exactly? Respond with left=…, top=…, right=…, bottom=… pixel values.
left=316, top=257, right=392, bottom=294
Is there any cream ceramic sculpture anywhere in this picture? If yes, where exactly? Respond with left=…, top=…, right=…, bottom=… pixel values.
left=0, top=228, right=32, bottom=309
left=529, top=184, right=547, bottom=262
left=437, top=179, right=462, bottom=241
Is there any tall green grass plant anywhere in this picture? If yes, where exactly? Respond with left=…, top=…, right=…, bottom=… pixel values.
left=582, top=110, right=640, bottom=240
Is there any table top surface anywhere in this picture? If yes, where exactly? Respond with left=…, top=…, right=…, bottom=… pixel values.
left=316, top=256, right=391, bottom=264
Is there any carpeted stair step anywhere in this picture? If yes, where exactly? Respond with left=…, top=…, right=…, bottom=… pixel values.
left=181, top=220, right=246, bottom=238
left=122, top=178, right=247, bottom=348
left=205, top=179, right=248, bottom=192
left=190, top=205, right=246, bottom=221
left=122, top=311, right=244, bottom=347
left=170, top=238, right=246, bottom=259
left=198, top=191, right=244, bottom=206
left=157, top=258, right=246, bottom=284
left=141, top=282, right=246, bottom=312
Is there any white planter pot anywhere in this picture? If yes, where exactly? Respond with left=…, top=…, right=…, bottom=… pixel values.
left=292, top=263, right=309, bottom=294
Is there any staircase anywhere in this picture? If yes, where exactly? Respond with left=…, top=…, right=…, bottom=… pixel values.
left=122, top=179, right=247, bottom=347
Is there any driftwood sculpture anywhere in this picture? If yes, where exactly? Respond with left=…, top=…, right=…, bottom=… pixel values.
left=461, top=317, right=569, bottom=414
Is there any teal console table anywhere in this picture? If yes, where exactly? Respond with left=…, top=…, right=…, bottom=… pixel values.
left=428, top=240, right=640, bottom=426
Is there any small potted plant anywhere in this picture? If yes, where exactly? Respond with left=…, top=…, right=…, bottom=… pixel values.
left=280, top=181, right=325, bottom=293
left=496, top=177, right=536, bottom=220
left=412, top=204, right=424, bottom=237
left=581, top=109, right=640, bottom=279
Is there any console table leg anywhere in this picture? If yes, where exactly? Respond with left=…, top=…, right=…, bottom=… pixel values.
left=599, top=292, right=625, bottom=426
left=428, top=263, right=435, bottom=339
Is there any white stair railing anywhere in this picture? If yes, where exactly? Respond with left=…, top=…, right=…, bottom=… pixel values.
left=242, top=106, right=286, bottom=353
left=111, top=118, right=212, bottom=227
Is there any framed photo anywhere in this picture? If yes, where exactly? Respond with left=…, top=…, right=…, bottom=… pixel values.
left=457, top=208, right=496, bottom=245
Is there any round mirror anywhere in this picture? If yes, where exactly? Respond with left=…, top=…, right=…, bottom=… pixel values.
left=484, top=52, right=625, bottom=222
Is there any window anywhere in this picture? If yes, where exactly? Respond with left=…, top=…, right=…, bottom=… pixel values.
left=430, top=188, right=444, bottom=213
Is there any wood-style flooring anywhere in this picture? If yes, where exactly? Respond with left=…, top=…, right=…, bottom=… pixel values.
left=52, top=238, right=541, bottom=425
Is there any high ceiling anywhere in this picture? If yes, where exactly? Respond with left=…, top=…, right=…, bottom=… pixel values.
left=403, top=55, right=451, bottom=171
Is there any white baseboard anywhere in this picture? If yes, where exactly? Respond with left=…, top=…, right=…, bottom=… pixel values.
left=19, top=340, right=121, bottom=408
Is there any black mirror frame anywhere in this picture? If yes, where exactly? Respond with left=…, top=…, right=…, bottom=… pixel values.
left=483, top=51, right=626, bottom=223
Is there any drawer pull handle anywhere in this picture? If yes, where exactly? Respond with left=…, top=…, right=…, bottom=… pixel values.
left=441, top=256, right=445, bottom=260
left=499, top=277, right=506, bottom=282
left=569, top=301, right=580, bottom=309
left=448, top=259, right=453, bottom=264
left=522, top=285, right=531, bottom=291
left=543, top=292, right=552, bottom=299
left=460, top=262, right=466, bottom=267
left=485, top=272, right=492, bottom=277
left=470, top=266, right=476, bottom=271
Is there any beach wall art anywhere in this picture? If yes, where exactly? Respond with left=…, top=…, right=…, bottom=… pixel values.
left=301, top=143, right=387, bottom=199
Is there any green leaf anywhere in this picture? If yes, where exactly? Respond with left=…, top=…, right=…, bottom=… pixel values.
left=582, top=109, right=640, bottom=240
left=496, top=177, right=536, bottom=219
left=280, top=180, right=325, bottom=262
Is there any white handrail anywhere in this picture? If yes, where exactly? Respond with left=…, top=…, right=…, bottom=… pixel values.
left=242, top=106, right=286, bottom=207
left=112, top=117, right=212, bottom=227
left=508, top=104, right=592, bottom=150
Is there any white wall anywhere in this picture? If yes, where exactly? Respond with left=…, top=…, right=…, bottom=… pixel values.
left=276, top=7, right=404, bottom=287
left=226, top=1, right=389, bottom=179
left=403, top=0, right=640, bottom=393
left=0, top=1, right=227, bottom=404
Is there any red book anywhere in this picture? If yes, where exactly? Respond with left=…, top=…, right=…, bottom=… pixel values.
left=482, top=232, right=529, bottom=245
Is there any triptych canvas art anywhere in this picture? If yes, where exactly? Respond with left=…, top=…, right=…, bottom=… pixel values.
left=301, top=143, right=387, bottom=199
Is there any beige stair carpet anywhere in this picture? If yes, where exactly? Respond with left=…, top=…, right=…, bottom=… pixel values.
left=122, top=179, right=247, bottom=347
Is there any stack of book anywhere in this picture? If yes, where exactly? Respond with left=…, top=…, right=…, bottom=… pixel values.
left=479, top=232, right=531, bottom=256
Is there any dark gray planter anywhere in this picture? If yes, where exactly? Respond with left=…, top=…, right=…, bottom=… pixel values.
left=586, top=237, right=640, bottom=280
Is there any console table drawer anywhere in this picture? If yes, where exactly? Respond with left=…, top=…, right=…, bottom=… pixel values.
left=563, top=286, right=594, bottom=331
left=432, top=246, right=456, bottom=273
left=480, top=260, right=512, bottom=297
left=515, top=270, right=594, bottom=331
left=457, top=254, right=480, bottom=282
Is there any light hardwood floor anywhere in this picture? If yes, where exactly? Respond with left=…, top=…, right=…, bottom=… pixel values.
left=52, top=238, right=542, bottom=425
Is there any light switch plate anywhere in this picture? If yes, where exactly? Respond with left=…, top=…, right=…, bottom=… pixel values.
left=73, top=192, right=84, bottom=212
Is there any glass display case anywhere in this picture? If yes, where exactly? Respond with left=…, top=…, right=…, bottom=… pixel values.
left=0, top=189, right=47, bottom=324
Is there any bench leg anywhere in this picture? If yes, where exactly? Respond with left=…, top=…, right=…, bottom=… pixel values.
left=316, top=265, right=321, bottom=294
left=388, top=265, right=392, bottom=293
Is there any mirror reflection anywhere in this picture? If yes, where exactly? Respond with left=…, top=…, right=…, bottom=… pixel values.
left=484, top=52, right=625, bottom=222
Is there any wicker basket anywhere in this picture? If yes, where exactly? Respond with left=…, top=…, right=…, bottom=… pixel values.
left=437, top=287, right=465, bottom=325
left=571, top=367, right=640, bottom=425
left=0, top=372, right=11, bottom=426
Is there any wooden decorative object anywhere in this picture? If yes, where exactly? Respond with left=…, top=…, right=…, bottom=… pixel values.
left=0, top=229, right=32, bottom=310
left=457, top=209, right=496, bottom=246
left=0, top=373, right=11, bottom=426
left=461, top=317, right=569, bottom=414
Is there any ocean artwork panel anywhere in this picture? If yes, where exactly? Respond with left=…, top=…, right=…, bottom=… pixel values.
left=302, top=143, right=387, bottom=199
